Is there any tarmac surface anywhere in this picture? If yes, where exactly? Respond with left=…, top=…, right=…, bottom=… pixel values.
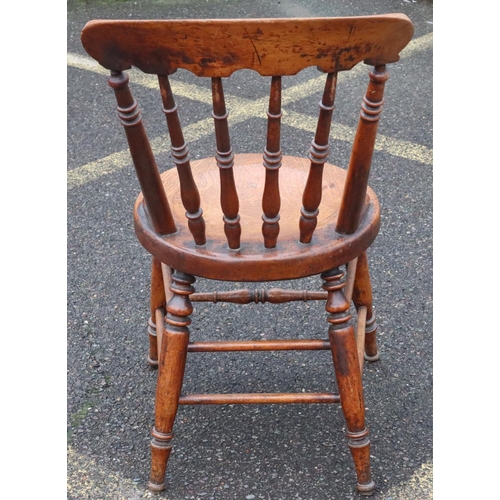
left=67, top=1, right=433, bottom=498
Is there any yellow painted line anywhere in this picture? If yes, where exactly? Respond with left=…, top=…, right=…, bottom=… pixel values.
left=281, top=31, right=433, bottom=105
left=68, top=121, right=215, bottom=189
left=68, top=445, right=432, bottom=499
left=285, top=110, right=433, bottom=165
left=402, top=31, right=433, bottom=57
left=68, top=32, right=432, bottom=189
left=67, top=52, right=213, bottom=102
left=67, top=52, right=108, bottom=74
left=67, top=445, right=147, bottom=499
left=384, top=462, right=433, bottom=499
left=69, top=149, right=134, bottom=188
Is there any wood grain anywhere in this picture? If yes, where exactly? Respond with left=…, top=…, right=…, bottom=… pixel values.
left=134, top=154, right=380, bottom=281
left=82, top=15, right=414, bottom=76
left=80, top=14, right=415, bottom=497
left=179, top=392, right=340, bottom=405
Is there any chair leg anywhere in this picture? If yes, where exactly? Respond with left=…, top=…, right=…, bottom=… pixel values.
left=352, top=252, right=380, bottom=362
left=148, top=271, right=195, bottom=492
left=161, top=263, right=174, bottom=304
left=344, top=257, right=358, bottom=304
left=148, top=257, right=167, bottom=367
left=322, top=268, right=375, bottom=496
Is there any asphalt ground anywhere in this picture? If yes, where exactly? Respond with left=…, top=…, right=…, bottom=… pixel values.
left=66, top=1, right=433, bottom=498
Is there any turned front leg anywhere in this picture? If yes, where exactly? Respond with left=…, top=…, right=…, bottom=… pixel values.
left=148, top=271, right=195, bottom=491
left=322, top=267, right=375, bottom=495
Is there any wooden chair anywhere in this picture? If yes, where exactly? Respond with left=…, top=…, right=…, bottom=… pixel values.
left=81, top=15, right=413, bottom=496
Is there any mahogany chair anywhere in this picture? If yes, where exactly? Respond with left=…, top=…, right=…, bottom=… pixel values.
left=81, top=14, right=413, bottom=496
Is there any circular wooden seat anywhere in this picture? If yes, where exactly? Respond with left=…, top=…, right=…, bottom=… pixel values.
left=134, top=154, right=380, bottom=282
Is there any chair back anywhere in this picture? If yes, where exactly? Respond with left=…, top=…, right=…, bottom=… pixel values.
left=81, top=15, right=414, bottom=248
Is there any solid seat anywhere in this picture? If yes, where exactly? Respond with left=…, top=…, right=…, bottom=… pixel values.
left=81, top=13, right=414, bottom=497
left=135, top=153, right=380, bottom=281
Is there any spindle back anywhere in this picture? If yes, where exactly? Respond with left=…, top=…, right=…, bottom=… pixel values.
left=81, top=15, right=413, bottom=249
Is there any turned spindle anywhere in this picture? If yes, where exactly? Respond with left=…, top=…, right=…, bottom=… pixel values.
left=211, top=77, right=241, bottom=249
left=262, top=76, right=283, bottom=248
left=299, top=72, right=338, bottom=243
left=159, top=75, right=206, bottom=245
left=191, top=288, right=326, bottom=304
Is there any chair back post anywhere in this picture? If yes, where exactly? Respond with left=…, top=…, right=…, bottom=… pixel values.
left=336, top=65, right=388, bottom=235
left=108, top=71, right=177, bottom=235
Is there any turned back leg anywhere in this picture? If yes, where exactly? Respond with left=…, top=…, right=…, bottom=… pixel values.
left=148, top=257, right=166, bottom=367
left=352, top=251, right=380, bottom=361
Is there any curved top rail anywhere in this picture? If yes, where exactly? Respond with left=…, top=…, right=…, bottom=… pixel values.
left=81, top=15, right=414, bottom=77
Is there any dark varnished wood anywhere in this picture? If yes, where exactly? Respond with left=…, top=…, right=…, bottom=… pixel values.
left=323, top=267, right=374, bottom=495
left=300, top=72, right=338, bottom=243
left=356, top=306, right=368, bottom=373
left=211, top=77, right=241, bottom=249
left=261, top=76, right=282, bottom=248
left=179, top=392, right=340, bottom=405
left=148, top=257, right=166, bottom=367
left=352, top=251, right=380, bottom=361
left=336, top=65, right=388, bottom=234
left=191, top=288, right=326, bottom=304
left=81, top=14, right=414, bottom=498
left=364, top=316, right=379, bottom=362
left=187, top=339, right=331, bottom=352
left=107, top=72, right=176, bottom=235
left=155, top=308, right=166, bottom=367
left=81, top=16, right=414, bottom=77
left=134, top=154, right=380, bottom=282
left=158, top=75, right=206, bottom=245
left=149, top=271, right=195, bottom=492
left=344, top=258, right=359, bottom=303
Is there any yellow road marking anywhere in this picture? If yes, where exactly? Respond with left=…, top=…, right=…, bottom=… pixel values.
left=385, top=462, right=433, bottom=499
left=281, top=32, right=433, bottom=104
left=68, top=32, right=432, bottom=189
left=68, top=32, right=432, bottom=499
left=68, top=444, right=432, bottom=499
left=285, top=110, right=433, bottom=165
left=67, top=446, right=146, bottom=499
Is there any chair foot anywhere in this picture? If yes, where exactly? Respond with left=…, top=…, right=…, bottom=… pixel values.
left=346, top=428, right=375, bottom=497
left=149, top=429, right=174, bottom=492
left=147, top=481, right=165, bottom=492
left=357, top=480, right=376, bottom=495
left=364, top=352, right=380, bottom=363
left=147, top=356, right=159, bottom=368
